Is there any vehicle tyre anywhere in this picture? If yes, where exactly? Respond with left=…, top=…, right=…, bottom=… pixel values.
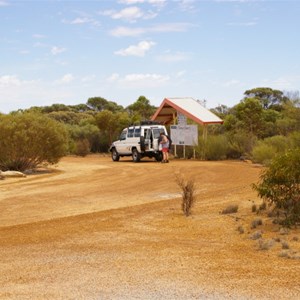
left=132, top=149, right=141, bottom=162
left=111, top=148, right=120, bottom=161
left=155, top=152, right=163, bottom=162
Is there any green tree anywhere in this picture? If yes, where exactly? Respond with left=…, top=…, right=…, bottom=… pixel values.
left=234, top=98, right=264, bottom=136
left=95, top=110, right=130, bottom=147
left=126, top=96, right=156, bottom=120
left=87, top=97, right=124, bottom=112
left=253, top=149, right=300, bottom=226
left=244, top=87, right=288, bottom=110
left=0, top=113, right=68, bottom=171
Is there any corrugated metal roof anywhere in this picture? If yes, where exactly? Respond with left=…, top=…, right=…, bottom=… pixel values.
left=151, top=97, right=223, bottom=125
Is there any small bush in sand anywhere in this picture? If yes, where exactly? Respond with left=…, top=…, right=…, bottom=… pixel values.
left=237, top=225, right=244, bottom=234
left=175, top=174, right=196, bottom=217
left=258, top=238, right=274, bottom=250
left=250, top=231, right=262, bottom=240
left=251, top=218, right=263, bottom=229
left=259, top=202, right=267, bottom=211
left=281, top=241, right=290, bottom=249
left=221, top=204, right=238, bottom=214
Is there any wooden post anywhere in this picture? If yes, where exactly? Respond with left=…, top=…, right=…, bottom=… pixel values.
left=173, top=112, right=177, bottom=157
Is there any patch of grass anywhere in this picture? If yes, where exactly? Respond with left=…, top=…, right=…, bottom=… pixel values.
left=250, top=231, right=262, bottom=240
left=281, top=241, right=290, bottom=249
left=221, top=204, right=238, bottom=214
left=237, top=225, right=244, bottom=234
left=258, top=238, right=274, bottom=250
left=251, top=218, right=263, bottom=229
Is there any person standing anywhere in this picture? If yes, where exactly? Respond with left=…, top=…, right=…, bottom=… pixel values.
left=159, top=132, right=169, bottom=163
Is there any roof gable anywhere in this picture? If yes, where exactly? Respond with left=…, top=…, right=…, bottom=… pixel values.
left=151, top=97, right=223, bottom=125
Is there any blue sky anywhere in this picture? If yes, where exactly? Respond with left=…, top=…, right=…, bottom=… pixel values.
left=0, top=0, right=299, bottom=113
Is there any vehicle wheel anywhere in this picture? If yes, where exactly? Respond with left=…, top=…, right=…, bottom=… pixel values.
left=132, top=149, right=141, bottom=162
left=155, top=152, right=163, bottom=162
left=111, top=148, right=120, bottom=161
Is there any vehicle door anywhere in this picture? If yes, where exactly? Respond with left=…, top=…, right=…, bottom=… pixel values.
left=152, top=128, right=165, bottom=150
left=115, top=129, right=130, bottom=154
left=143, top=128, right=153, bottom=151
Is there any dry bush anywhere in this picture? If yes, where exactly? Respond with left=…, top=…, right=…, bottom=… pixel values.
left=281, top=241, right=290, bottom=249
left=175, top=173, right=196, bottom=217
left=250, top=231, right=262, bottom=240
left=258, top=238, right=274, bottom=250
left=251, top=218, right=263, bottom=229
left=237, top=225, right=244, bottom=234
left=221, top=204, right=238, bottom=214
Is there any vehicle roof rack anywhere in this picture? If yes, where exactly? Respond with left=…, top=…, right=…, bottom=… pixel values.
left=140, top=120, right=162, bottom=125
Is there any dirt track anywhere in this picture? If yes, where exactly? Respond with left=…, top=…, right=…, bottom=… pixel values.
left=0, top=155, right=300, bottom=299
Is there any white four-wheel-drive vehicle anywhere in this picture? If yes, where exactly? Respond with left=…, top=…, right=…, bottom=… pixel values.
left=109, top=121, right=167, bottom=162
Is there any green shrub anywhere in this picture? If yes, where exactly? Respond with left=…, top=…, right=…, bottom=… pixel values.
left=74, top=138, right=90, bottom=157
left=253, top=148, right=300, bottom=226
left=251, top=135, right=290, bottom=165
left=289, top=131, right=300, bottom=149
left=251, top=143, right=276, bottom=165
left=205, top=135, right=228, bottom=160
left=226, top=131, right=257, bottom=159
left=0, top=113, right=68, bottom=171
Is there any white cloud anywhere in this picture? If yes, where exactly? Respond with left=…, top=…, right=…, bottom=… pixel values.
left=261, top=76, right=300, bottom=90
left=0, top=75, right=22, bottom=86
left=112, top=6, right=144, bottom=21
left=55, top=73, right=74, bottom=84
left=118, top=0, right=145, bottom=4
left=0, top=75, right=42, bottom=112
left=110, top=26, right=146, bottom=37
left=81, top=75, right=96, bottom=83
left=156, top=51, right=189, bottom=62
left=51, top=46, right=66, bottom=55
left=115, top=41, right=155, bottom=57
left=118, top=0, right=166, bottom=6
left=101, top=6, right=157, bottom=22
left=175, top=70, right=186, bottom=78
left=19, top=50, right=30, bottom=55
left=108, top=73, right=170, bottom=88
left=63, top=17, right=100, bottom=27
left=148, top=0, right=166, bottom=7
left=0, top=0, right=9, bottom=6
left=107, top=73, right=120, bottom=82
left=223, top=79, right=240, bottom=87
left=33, top=34, right=46, bottom=39
left=177, top=0, right=197, bottom=12
left=110, top=22, right=192, bottom=37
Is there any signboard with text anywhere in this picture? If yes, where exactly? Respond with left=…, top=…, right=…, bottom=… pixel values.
left=177, top=112, right=187, bottom=126
left=170, top=125, right=198, bottom=146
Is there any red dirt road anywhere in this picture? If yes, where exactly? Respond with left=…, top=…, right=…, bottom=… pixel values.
left=0, top=155, right=300, bottom=299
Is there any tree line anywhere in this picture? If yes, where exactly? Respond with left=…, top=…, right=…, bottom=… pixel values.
left=0, top=88, right=299, bottom=171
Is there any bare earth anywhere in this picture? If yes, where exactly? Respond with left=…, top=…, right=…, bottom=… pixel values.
left=0, top=155, right=300, bottom=300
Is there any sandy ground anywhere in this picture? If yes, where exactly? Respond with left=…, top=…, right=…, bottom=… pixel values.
left=0, top=155, right=300, bottom=300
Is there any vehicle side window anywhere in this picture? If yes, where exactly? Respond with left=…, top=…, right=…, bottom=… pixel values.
left=128, top=128, right=134, bottom=138
left=153, top=129, right=162, bottom=139
left=119, top=130, right=127, bottom=140
left=134, top=128, right=141, bottom=137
